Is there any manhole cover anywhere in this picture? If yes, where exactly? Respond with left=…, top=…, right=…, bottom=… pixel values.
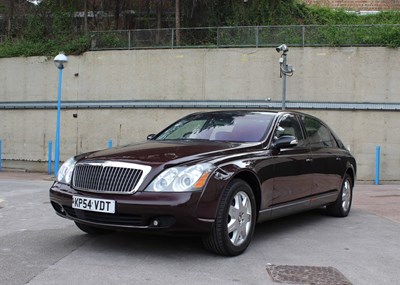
left=266, top=264, right=352, bottom=285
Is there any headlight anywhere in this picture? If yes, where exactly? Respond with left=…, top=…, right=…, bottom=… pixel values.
left=147, top=163, right=214, bottom=192
left=57, top=157, right=77, bottom=185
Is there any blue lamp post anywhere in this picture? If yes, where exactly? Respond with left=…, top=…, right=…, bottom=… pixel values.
left=53, top=53, right=68, bottom=176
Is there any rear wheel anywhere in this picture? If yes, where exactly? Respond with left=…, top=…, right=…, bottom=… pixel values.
left=327, top=174, right=353, bottom=217
left=202, top=179, right=256, bottom=256
left=74, top=221, right=114, bottom=235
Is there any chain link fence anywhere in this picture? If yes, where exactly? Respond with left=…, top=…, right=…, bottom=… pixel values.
left=89, top=25, right=400, bottom=50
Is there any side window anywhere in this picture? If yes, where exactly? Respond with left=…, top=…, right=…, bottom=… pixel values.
left=302, top=116, right=337, bottom=148
left=274, top=115, right=305, bottom=147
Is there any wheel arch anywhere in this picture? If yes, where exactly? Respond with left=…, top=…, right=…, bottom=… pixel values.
left=232, top=170, right=262, bottom=218
left=345, top=163, right=356, bottom=187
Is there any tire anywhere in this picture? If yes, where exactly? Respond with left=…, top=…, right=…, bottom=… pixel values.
left=326, top=174, right=353, bottom=217
left=74, top=221, right=114, bottom=235
left=202, top=179, right=256, bottom=256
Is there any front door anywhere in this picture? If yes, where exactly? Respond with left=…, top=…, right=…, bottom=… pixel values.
left=270, top=114, right=313, bottom=206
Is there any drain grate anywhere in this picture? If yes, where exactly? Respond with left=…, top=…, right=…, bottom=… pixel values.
left=266, top=264, right=352, bottom=285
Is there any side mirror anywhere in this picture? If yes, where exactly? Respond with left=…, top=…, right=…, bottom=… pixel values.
left=273, top=135, right=298, bottom=149
left=147, top=134, right=156, bottom=140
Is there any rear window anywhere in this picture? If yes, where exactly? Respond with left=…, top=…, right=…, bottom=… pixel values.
left=302, top=116, right=338, bottom=148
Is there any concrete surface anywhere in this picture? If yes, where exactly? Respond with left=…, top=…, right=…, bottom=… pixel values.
left=0, top=171, right=399, bottom=285
left=1, top=48, right=400, bottom=181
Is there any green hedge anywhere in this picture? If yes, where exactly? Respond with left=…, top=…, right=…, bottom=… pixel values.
left=0, top=36, right=89, bottom=58
left=1, top=2, right=400, bottom=57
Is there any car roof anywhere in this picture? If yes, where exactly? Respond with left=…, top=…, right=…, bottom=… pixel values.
left=186, top=109, right=305, bottom=117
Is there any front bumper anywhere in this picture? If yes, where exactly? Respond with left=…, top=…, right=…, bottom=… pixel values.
left=49, top=182, right=214, bottom=234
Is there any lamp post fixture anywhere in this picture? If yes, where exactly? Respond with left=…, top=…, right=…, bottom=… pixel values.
left=53, top=53, right=68, bottom=176
left=276, top=44, right=294, bottom=110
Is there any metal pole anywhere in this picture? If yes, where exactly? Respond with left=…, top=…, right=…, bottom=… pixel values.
left=128, top=31, right=131, bottom=50
left=54, top=68, right=63, bottom=176
left=281, top=53, right=287, bottom=110
left=48, top=140, right=53, bottom=174
left=217, top=27, right=220, bottom=48
left=255, top=27, right=259, bottom=48
left=375, top=145, right=380, bottom=185
left=0, top=139, right=2, bottom=172
left=171, top=29, right=175, bottom=49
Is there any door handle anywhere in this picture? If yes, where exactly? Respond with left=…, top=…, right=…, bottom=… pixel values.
left=306, top=158, right=313, bottom=163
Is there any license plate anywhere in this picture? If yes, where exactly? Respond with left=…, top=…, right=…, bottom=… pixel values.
left=72, top=196, right=115, bottom=214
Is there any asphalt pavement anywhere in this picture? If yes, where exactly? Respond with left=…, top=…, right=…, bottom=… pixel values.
left=0, top=171, right=399, bottom=285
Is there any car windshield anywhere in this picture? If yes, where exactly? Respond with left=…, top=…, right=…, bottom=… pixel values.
left=155, top=112, right=274, bottom=142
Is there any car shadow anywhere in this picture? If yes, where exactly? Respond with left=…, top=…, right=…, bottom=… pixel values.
left=253, top=208, right=330, bottom=241
left=84, top=230, right=210, bottom=258
left=76, top=208, right=336, bottom=258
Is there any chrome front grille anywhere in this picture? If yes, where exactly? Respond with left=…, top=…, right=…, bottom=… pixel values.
left=72, top=161, right=151, bottom=194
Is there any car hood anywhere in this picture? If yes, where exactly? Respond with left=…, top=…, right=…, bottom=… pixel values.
left=78, top=140, right=253, bottom=167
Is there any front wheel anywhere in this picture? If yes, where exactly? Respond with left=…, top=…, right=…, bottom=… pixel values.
left=326, top=174, right=353, bottom=217
left=202, top=179, right=256, bottom=256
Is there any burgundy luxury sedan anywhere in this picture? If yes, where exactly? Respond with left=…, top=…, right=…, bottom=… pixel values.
left=50, top=110, right=356, bottom=256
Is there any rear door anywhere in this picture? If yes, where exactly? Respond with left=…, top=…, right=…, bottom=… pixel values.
left=300, top=115, right=345, bottom=197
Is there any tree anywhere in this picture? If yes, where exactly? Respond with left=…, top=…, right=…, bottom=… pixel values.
left=175, top=0, right=180, bottom=45
left=7, top=0, right=15, bottom=36
left=84, top=0, right=88, bottom=34
left=155, top=0, right=163, bottom=43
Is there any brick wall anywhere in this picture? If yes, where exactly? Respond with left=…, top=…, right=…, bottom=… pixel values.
left=302, top=0, right=400, bottom=11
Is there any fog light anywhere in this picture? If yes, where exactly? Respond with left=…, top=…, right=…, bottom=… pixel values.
left=150, top=216, right=176, bottom=228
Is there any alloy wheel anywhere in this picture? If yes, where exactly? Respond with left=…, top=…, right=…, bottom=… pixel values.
left=227, top=191, right=252, bottom=246
left=341, top=179, right=352, bottom=212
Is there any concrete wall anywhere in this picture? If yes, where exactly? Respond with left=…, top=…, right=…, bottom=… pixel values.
left=0, top=47, right=399, bottom=182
